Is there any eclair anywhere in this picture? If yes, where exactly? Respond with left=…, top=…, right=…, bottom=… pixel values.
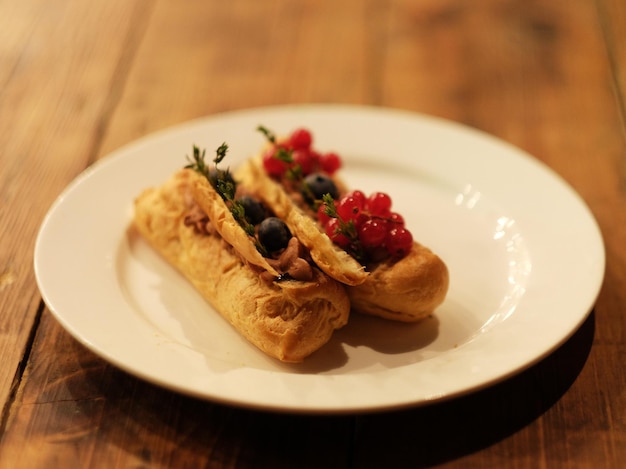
left=133, top=144, right=350, bottom=362
left=238, top=126, right=449, bottom=322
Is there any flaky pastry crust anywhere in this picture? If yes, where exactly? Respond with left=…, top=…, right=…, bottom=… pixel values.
left=133, top=169, right=350, bottom=362
left=348, top=243, right=449, bottom=322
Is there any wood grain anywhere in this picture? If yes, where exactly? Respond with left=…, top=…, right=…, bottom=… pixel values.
left=98, top=0, right=377, bottom=157
left=599, top=0, right=626, bottom=113
left=1, top=312, right=353, bottom=468
left=0, top=0, right=625, bottom=467
left=0, top=0, right=153, bottom=420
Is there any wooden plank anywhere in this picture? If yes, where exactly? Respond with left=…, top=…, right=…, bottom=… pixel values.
left=2, top=0, right=625, bottom=467
left=0, top=0, right=154, bottom=424
left=597, top=0, right=626, bottom=111
left=0, top=312, right=353, bottom=468
left=351, top=313, right=597, bottom=468
left=98, top=0, right=375, bottom=157
left=353, top=0, right=626, bottom=467
left=2, top=0, right=371, bottom=466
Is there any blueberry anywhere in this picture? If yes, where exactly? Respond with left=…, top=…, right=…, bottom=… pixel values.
left=302, top=173, right=339, bottom=203
left=258, top=217, right=291, bottom=252
left=237, top=196, right=268, bottom=225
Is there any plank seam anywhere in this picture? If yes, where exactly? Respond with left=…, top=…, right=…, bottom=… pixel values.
left=0, top=299, right=45, bottom=439
left=595, top=0, right=626, bottom=143
left=85, top=0, right=158, bottom=167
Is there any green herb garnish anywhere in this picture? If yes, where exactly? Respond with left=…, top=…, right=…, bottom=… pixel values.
left=256, top=125, right=302, bottom=180
left=213, top=142, right=228, bottom=164
left=185, top=143, right=260, bottom=249
left=256, top=125, right=277, bottom=144
left=185, top=145, right=209, bottom=176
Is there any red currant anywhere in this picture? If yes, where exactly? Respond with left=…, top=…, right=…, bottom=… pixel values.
left=388, top=212, right=405, bottom=226
left=352, top=212, right=369, bottom=229
left=367, top=192, right=392, bottom=217
left=336, top=194, right=364, bottom=221
left=317, top=202, right=331, bottom=226
left=292, top=149, right=315, bottom=175
left=358, top=219, right=387, bottom=248
left=262, top=147, right=289, bottom=177
left=289, top=128, right=312, bottom=150
left=345, top=190, right=366, bottom=208
left=309, top=150, right=322, bottom=169
left=320, top=152, right=342, bottom=174
left=386, top=227, right=413, bottom=257
left=325, top=218, right=351, bottom=248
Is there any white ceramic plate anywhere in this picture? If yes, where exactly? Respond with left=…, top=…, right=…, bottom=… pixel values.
left=34, top=105, right=605, bottom=413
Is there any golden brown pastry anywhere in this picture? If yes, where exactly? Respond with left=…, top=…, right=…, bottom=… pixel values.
left=346, top=242, right=449, bottom=322
left=133, top=167, right=350, bottom=362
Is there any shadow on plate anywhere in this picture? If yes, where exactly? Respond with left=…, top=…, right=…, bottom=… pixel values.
left=277, top=313, right=440, bottom=374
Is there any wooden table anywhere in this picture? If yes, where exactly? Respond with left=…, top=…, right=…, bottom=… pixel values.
left=1, top=0, right=624, bottom=467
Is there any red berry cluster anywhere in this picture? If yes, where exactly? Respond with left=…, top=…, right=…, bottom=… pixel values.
left=262, top=128, right=342, bottom=178
left=318, top=190, right=414, bottom=259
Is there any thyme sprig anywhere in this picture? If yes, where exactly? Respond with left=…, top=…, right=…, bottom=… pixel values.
left=185, top=142, right=234, bottom=200
left=213, top=142, right=228, bottom=164
left=185, top=143, right=257, bottom=238
left=185, top=145, right=209, bottom=176
left=322, top=194, right=364, bottom=261
left=256, top=125, right=277, bottom=144
left=256, top=125, right=302, bottom=180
